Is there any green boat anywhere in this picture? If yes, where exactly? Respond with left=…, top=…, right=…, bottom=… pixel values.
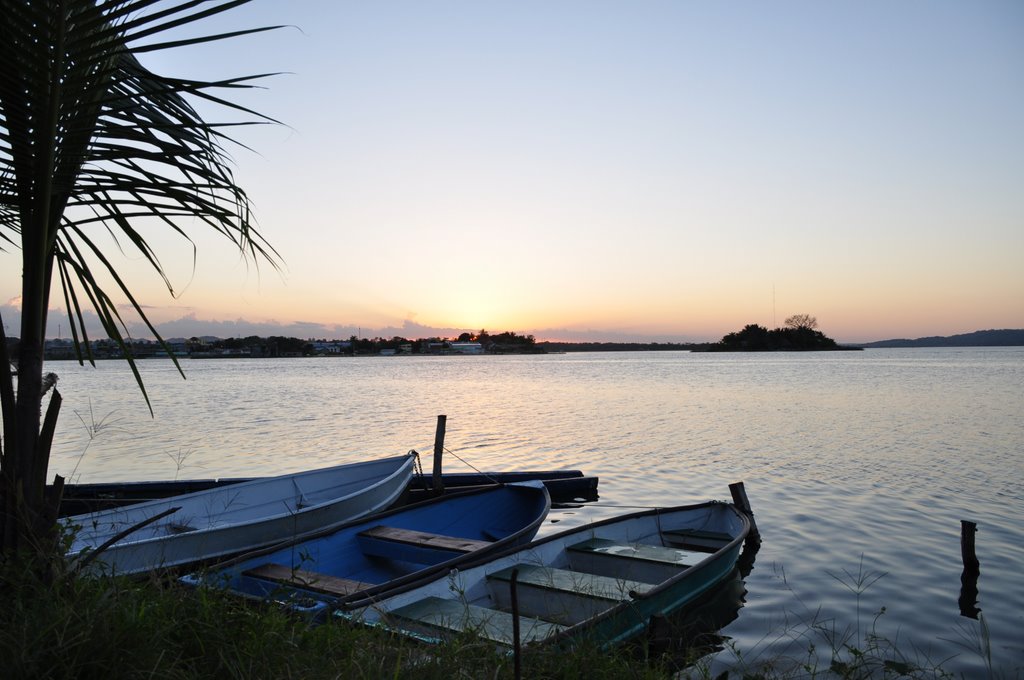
left=344, top=494, right=752, bottom=648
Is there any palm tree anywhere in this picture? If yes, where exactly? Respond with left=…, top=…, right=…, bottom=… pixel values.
left=0, top=0, right=280, bottom=563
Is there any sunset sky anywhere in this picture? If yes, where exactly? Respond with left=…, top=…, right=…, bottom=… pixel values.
left=2, top=1, right=1022, bottom=343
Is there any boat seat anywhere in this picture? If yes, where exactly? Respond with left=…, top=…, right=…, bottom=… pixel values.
left=566, top=538, right=699, bottom=583
left=660, top=528, right=734, bottom=552
left=487, top=564, right=652, bottom=626
left=386, top=596, right=565, bottom=645
left=357, top=526, right=491, bottom=563
left=243, top=562, right=372, bottom=597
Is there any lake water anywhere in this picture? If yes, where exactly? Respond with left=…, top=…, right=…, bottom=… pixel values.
left=45, top=348, right=1023, bottom=676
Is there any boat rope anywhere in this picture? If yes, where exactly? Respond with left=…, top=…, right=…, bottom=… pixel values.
left=442, top=446, right=504, bottom=486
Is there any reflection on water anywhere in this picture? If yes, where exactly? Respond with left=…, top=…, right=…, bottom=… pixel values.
left=43, top=349, right=1024, bottom=675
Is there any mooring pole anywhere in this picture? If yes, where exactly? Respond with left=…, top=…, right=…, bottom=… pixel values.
left=729, top=481, right=761, bottom=545
left=432, top=415, right=447, bottom=493
left=510, top=568, right=522, bottom=680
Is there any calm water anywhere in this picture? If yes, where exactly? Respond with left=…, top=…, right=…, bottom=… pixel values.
left=46, top=349, right=1023, bottom=676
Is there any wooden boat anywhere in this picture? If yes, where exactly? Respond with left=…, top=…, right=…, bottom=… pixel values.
left=64, top=453, right=417, bottom=575
left=57, top=469, right=598, bottom=516
left=181, top=482, right=551, bottom=607
left=342, top=499, right=750, bottom=648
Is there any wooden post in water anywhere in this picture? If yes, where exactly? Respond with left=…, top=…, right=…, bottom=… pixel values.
left=960, top=520, right=979, bottom=573
left=432, top=415, right=447, bottom=493
left=959, top=520, right=981, bottom=618
left=729, top=481, right=760, bottom=545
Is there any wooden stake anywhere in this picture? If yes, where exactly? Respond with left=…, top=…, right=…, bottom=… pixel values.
left=729, top=481, right=760, bottom=545
left=432, top=415, right=446, bottom=493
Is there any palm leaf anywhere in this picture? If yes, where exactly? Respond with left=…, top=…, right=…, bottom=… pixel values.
left=0, top=0, right=282, bottom=410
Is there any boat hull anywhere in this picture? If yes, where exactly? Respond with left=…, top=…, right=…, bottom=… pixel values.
left=64, top=454, right=416, bottom=575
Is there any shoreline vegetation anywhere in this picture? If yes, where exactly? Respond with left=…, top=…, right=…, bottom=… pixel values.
left=14, top=326, right=1022, bottom=361
left=1, top=553, right=981, bottom=680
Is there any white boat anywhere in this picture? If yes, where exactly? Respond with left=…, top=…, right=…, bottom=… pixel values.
left=344, top=498, right=750, bottom=648
left=64, top=453, right=416, bottom=575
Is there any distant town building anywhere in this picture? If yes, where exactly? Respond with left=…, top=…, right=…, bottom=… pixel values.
left=310, top=340, right=351, bottom=355
left=449, top=342, right=483, bottom=355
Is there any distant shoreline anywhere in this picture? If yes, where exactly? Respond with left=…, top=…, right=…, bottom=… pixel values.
left=22, top=327, right=1024, bottom=361
left=39, top=343, right=1024, bottom=362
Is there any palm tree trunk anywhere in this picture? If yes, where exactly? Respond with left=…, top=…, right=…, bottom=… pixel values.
left=6, top=242, right=54, bottom=554
left=8, top=9, right=64, bottom=553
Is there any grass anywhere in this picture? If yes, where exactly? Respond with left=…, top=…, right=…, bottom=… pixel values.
left=0, top=556, right=679, bottom=680
left=0, top=553, right=992, bottom=680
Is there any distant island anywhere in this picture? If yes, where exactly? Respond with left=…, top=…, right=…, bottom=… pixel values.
left=694, top=314, right=859, bottom=352
left=856, top=328, right=1024, bottom=348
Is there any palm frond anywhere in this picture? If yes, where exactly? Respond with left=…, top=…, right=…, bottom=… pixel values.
left=0, top=0, right=282, bottom=404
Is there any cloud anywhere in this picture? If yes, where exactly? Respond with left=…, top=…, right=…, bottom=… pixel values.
left=2, top=303, right=109, bottom=340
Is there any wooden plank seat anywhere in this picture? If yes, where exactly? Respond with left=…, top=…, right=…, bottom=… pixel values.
left=566, top=537, right=700, bottom=583
left=357, top=525, right=492, bottom=561
left=243, top=562, right=372, bottom=597
left=387, top=596, right=565, bottom=645
left=487, top=564, right=652, bottom=626
left=660, top=528, right=734, bottom=552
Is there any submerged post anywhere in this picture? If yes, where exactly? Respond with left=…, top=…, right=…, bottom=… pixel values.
left=432, top=415, right=447, bottom=493
left=729, top=481, right=761, bottom=545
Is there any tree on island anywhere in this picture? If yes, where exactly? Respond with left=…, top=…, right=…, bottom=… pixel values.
left=0, top=1, right=278, bottom=568
left=714, top=314, right=841, bottom=351
left=784, top=314, right=818, bottom=331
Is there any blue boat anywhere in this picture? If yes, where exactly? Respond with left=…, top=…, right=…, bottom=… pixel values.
left=342, top=497, right=751, bottom=648
left=182, top=482, right=551, bottom=607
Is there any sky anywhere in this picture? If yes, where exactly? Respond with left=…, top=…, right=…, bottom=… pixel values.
left=2, top=0, right=1022, bottom=343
